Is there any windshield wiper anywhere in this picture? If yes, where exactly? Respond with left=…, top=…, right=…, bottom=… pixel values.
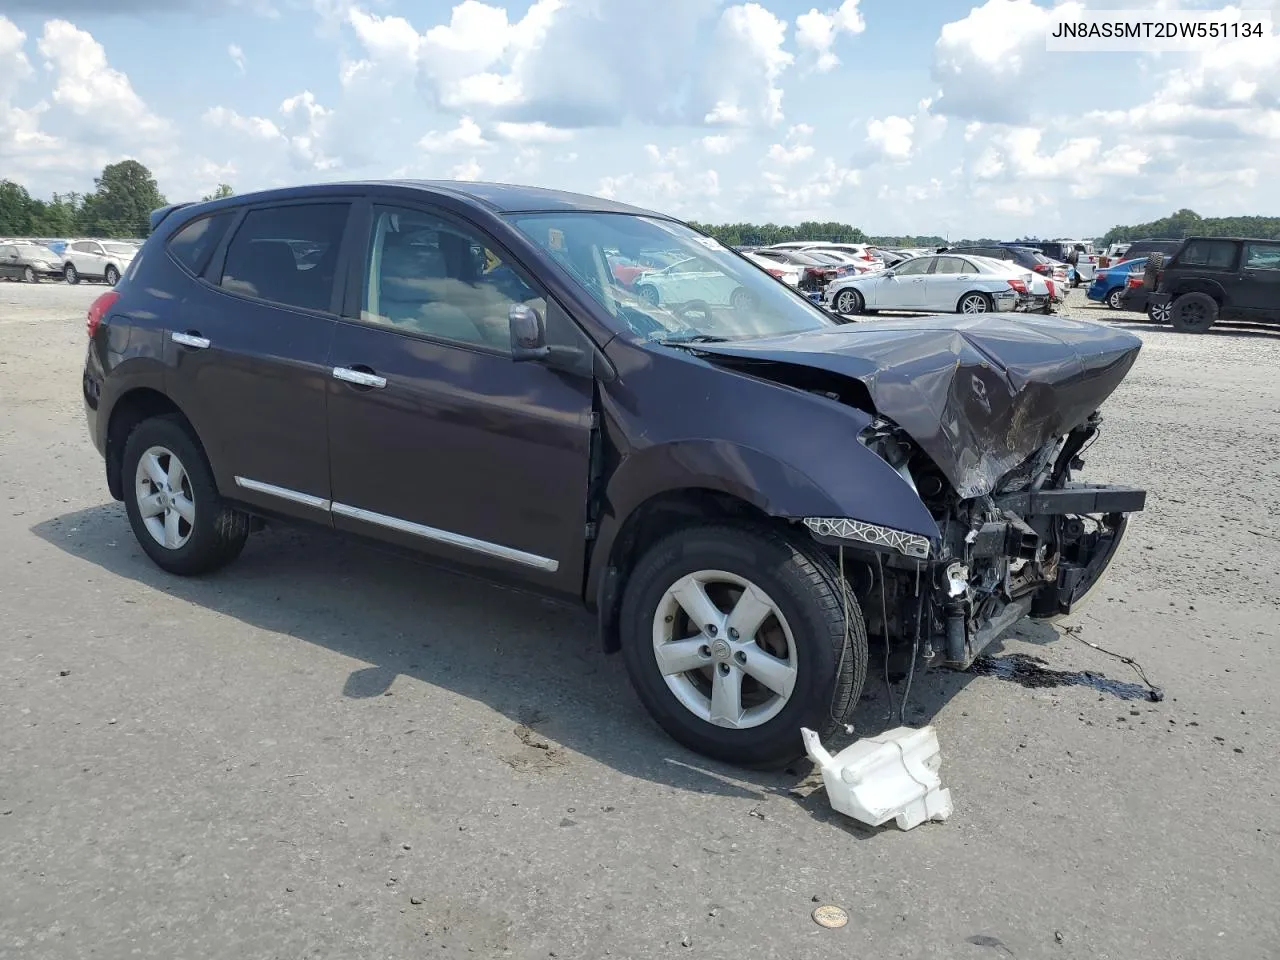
left=659, top=333, right=731, bottom=345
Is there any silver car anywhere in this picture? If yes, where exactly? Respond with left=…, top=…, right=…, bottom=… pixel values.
left=825, top=253, right=1022, bottom=315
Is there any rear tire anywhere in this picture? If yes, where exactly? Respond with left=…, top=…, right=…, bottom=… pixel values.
left=1170, top=291, right=1218, bottom=333
left=637, top=284, right=659, bottom=307
left=105, top=265, right=120, bottom=286
left=122, top=416, right=249, bottom=576
left=64, top=263, right=79, bottom=284
left=23, top=266, right=36, bottom=283
left=958, top=292, right=991, bottom=314
left=834, top=288, right=863, bottom=314
left=1106, top=287, right=1125, bottom=310
left=619, top=523, right=867, bottom=768
left=1147, top=300, right=1171, bottom=324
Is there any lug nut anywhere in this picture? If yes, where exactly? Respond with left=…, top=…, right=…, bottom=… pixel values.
left=706, top=624, right=718, bottom=636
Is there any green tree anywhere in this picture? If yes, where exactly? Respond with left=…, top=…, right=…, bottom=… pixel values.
left=80, top=160, right=167, bottom=238
left=202, top=183, right=234, bottom=201
left=0, top=180, right=36, bottom=235
left=1101, top=209, right=1280, bottom=245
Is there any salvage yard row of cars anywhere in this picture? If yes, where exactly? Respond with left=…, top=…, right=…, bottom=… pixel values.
left=0, top=237, right=141, bottom=285
left=80, top=180, right=1151, bottom=766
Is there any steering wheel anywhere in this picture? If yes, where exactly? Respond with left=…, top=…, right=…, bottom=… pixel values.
left=671, top=299, right=713, bottom=322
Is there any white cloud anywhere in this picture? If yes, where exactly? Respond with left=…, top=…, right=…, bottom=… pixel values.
left=932, top=0, right=1085, bottom=122
left=279, top=90, right=339, bottom=170
left=450, top=156, right=483, bottom=180
left=419, top=115, right=491, bottom=153
left=228, top=43, right=246, bottom=74
left=701, top=135, right=734, bottom=155
left=765, top=121, right=815, bottom=164
left=204, top=106, right=281, bottom=140
left=38, top=19, right=169, bottom=140
left=794, top=0, right=865, bottom=72
left=866, top=115, right=914, bottom=161
left=491, top=120, right=572, bottom=143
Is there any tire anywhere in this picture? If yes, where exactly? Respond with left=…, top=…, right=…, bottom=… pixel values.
left=1147, top=300, right=1171, bottom=325
left=64, top=263, right=79, bottom=284
left=1170, top=291, right=1218, bottom=333
left=637, top=284, right=659, bottom=308
left=1141, top=253, right=1164, bottom=290
left=729, top=286, right=756, bottom=311
left=122, top=415, right=249, bottom=576
left=619, top=523, right=867, bottom=768
left=957, top=292, right=991, bottom=314
left=1106, top=287, right=1125, bottom=310
left=833, top=287, right=863, bottom=314
left=23, top=266, right=37, bottom=283
left=105, top=265, right=120, bottom=286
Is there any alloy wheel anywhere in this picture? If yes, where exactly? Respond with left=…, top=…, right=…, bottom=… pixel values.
left=651, top=569, right=799, bottom=729
left=1148, top=302, right=1171, bottom=324
left=134, top=445, right=196, bottom=550
left=835, top=289, right=858, bottom=314
left=1107, top=288, right=1125, bottom=310
left=960, top=293, right=989, bottom=314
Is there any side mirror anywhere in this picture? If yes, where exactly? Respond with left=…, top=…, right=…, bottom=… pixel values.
left=884, top=270, right=896, bottom=279
left=510, top=303, right=550, bottom=361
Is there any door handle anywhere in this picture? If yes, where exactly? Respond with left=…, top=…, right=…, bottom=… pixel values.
left=958, top=276, right=971, bottom=280
left=333, top=366, right=387, bottom=389
left=172, top=331, right=210, bottom=349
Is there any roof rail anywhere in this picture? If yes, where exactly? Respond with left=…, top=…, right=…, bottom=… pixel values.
left=149, top=202, right=195, bottom=234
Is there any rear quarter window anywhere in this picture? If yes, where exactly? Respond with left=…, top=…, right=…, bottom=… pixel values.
left=1175, top=240, right=1237, bottom=269
left=217, top=203, right=350, bottom=313
left=167, top=214, right=233, bottom=276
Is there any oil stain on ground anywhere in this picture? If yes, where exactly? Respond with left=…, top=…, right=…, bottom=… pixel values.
left=969, top=652, right=1152, bottom=700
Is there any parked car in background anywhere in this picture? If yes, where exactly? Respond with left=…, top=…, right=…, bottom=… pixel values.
left=0, top=242, right=65, bottom=282
left=743, top=251, right=802, bottom=286
left=824, top=253, right=1021, bottom=315
left=1118, top=275, right=1169, bottom=322
left=1088, top=257, right=1148, bottom=309
left=63, top=239, right=138, bottom=285
left=766, top=241, right=881, bottom=267
left=948, top=244, right=1065, bottom=283
left=1109, top=238, right=1182, bottom=266
left=752, top=248, right=855, bottom=295
left=1143, top=236, right=1280, bottom=332
left=804, top=248, right=880, bottom=273
left=81, top=179, right=1147, bottom=767
left=633, top=254, right=756, bottom=309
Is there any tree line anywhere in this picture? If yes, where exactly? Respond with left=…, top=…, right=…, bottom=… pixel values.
left=1101, top=208, right=1280, bottom=244
left=0, top=161, right=234, bottom=239
left=688, top=220, right=1003, bottom=249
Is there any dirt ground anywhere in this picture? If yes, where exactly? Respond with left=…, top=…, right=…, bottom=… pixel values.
left=2, top=281, right=1278, bottom=960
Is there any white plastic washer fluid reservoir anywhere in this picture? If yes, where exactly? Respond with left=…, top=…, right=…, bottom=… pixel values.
left=801, top=725, right=954, bottom=831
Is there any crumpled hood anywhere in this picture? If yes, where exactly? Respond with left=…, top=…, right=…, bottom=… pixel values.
left=692, top=313, right=1143, bottom=498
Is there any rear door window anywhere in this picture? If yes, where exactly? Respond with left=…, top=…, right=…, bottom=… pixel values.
left=1176, top=240, right=1237, bottom=269
left=218, top=203, right=350, bottom=312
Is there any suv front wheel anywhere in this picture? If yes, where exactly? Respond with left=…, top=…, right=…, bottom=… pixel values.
left=122, top=415, right=249, bottom=576
left=1170, top=291, right=1218, bottom=333
left=619, top=523, right=867, bottom=768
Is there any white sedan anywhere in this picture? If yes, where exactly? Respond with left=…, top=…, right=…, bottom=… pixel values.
left=824, top=253, right=1022, bottom=315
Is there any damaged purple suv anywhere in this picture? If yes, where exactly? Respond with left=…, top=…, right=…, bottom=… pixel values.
left=82, top=181, right=1146, bottom=766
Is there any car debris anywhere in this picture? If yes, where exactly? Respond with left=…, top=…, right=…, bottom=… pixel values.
left=801, top=725, right=953, bottom=831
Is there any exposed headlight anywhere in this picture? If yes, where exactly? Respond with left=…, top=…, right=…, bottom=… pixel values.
left=803, top=517, right=932, bottom=560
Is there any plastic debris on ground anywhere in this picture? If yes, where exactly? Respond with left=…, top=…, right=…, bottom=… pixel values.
left=800, top=725, right=953, bottom=831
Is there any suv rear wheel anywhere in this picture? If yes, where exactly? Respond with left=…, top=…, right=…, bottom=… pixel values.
left=1170, top=291, right=1218, bottom=333
left=122, top=415, right=249, bottom=576
left=619, top=523, right=867, bottom=768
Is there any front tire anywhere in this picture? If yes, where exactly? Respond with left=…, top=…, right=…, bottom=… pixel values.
left=637, top=284, right=659, bottom=308
left=23, top=266, right=36, bottom=283
left=1147, top=300, right=1171, bottom=324
left=122, top=415, right=249, bottom=576
left=104, top=265, right=120, bottom=286
left=619, top=523, right=867, bottom=768
left=65, top=263, right=79, bottom=284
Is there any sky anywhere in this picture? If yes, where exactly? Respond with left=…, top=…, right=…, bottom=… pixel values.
left=1, top=0, right=1277, bottom=238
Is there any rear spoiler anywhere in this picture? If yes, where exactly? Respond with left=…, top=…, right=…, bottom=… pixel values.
left=149, top=202, right=195, bottom=234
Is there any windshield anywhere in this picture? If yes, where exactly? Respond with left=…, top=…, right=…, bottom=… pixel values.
left=102, top=242, right=137, bottom=256
left=508, top=212, right=836, bottom=342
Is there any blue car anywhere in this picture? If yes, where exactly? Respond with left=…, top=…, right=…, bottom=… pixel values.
left=1087, top=257, right=1147, bottom=309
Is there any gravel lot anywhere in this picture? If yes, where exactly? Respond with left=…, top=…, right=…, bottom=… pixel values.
left=2, top=280, right=1278, bottom=960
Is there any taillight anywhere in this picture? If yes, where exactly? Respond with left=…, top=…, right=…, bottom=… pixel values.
left=1007, top=279, right=1027, bottom=293
left=1033, top=264, right=1050, bottom=274
left=766, top=267, right=785, bottom=279
left=1126, top=274, right=1142, bottom=288
left=1046, top=279, right=1056, bottom=297
left=86, top=290, right=120, bottom=338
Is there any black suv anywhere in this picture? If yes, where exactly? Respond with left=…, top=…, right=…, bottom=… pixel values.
left=1144, top=237, right=1280, bottom=332
left=82, top=180, right=1147, bottom=766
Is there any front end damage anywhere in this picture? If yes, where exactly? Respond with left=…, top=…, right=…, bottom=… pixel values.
left=806, top=413, right=1145, bottom=668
